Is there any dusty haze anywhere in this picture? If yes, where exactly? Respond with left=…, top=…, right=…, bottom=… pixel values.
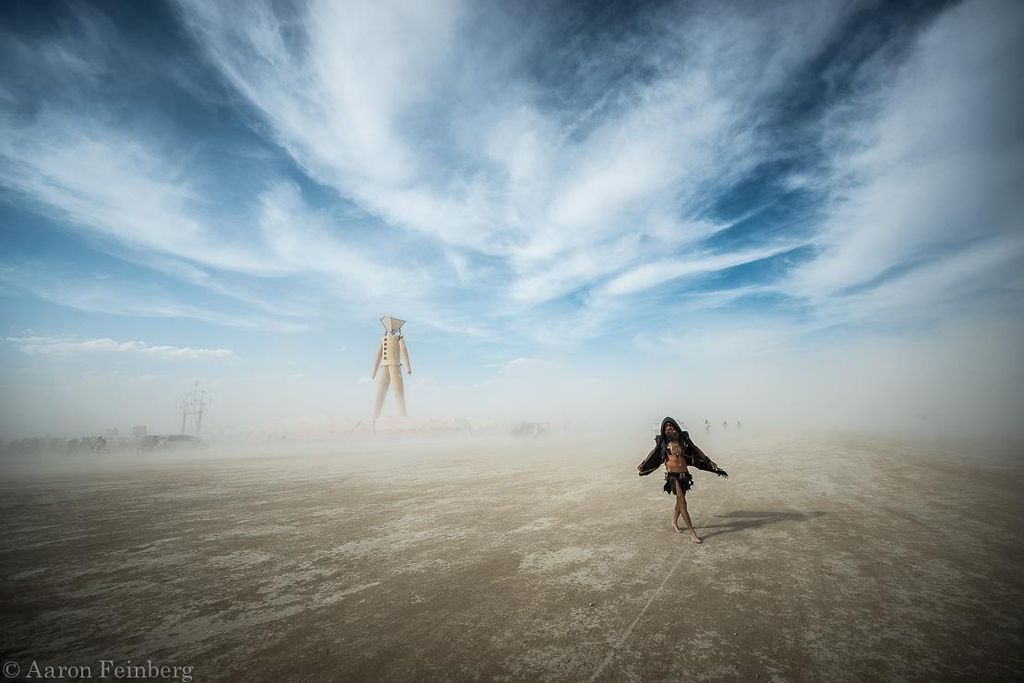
left=3, top=310, right=1022, bottom=442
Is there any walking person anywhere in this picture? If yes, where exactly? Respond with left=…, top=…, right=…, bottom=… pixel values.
left=638, top=417, right=728, bottom=543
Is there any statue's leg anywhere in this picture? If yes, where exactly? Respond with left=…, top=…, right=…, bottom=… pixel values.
left=374, top=369, right=392, bottom=418
left=390, top=365, right=407, bottom=416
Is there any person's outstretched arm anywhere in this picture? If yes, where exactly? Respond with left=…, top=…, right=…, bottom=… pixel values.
left=637, top=436, right=664, bottom=476
left=686, top=435, right=728, bottom=477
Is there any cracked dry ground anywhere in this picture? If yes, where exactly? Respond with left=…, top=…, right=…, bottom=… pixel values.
left=1, top=433, right=1021, bottom=681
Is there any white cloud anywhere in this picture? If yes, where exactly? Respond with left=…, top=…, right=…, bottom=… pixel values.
left=177, top=0, right=480, bottom=243
left=256, top=181, right=420, bottom=295
left=603, top=241, right=809, bottom=297
left=5, top=336, right=234, bottom=360
left=0, top=120, right=258, bottom=271
left=815, top=233, right=1024, bottom=326
left=177, top=0, right=859, bottom=316
left=129, top=254, right=317, bottom=319
left=785, top=0, right=1024, bottom=312
left=0, top=263, right=311, bottom=333
left=0, top=114, right=421, bottom=318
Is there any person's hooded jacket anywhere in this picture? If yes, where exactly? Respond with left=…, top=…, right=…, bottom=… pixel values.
left=638, top=417, right=728, bottom=477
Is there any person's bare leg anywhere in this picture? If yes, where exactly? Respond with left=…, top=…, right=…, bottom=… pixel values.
left=672, top=493, right=682, bottom=533
left=674, top=479, right=702, bottom=543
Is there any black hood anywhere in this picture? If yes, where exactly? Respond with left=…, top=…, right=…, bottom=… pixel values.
left=660, top=416, right=687, bottom=442
left=640, top=417, right=724, bottom=477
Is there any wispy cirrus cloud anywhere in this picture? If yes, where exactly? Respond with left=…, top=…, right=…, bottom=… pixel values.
left=174, top=0, right=859, bottom=317
left=0, top=7, right=424, bottom=325
left=783, top=0, right=1024, bottom=321
left=813, top=233, right=1024, bottom=327
left=0, top=110, right=431, bottom=335
left=602, top=241, right=810, bottom=298
left=0, top=113, right=416, bottom=285
left=0, top=263, right=311, bottom=333
left=13, top=0, right=1001, bottom=347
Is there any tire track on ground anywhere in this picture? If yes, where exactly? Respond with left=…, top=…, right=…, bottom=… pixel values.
left=588, top=477, right=736, bottom=681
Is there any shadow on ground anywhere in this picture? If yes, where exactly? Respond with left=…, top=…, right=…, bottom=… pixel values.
left=700, top=510, right=826, bottom=538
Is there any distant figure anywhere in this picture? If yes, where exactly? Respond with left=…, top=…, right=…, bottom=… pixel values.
left=737, top=420, right=742, bottom=431
left=704, top=418, right=711, bottom=433
left=637, top=417, right=729, bottom=544
left=93, top=436, right=107, bottom=454
left=723, top=420, right=728, bottom=430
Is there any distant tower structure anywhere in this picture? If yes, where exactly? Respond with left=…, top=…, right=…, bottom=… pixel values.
left=372, top=315, right=412, bottom=418
left=180, top=394, right=189, bottom=435
left=180, top=381, right=210, bottom=436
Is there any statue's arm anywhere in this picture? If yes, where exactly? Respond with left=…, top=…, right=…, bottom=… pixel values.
left=399, top=337, right=412, bottom=374
left=372, top=340, right=383, bottom=378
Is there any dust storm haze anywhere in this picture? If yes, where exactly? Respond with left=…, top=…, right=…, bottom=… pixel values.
left=2, top=310, right=1022, bottom=442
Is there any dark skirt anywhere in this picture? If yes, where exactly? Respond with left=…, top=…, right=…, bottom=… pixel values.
left=664, top=471, right=693, bottom=496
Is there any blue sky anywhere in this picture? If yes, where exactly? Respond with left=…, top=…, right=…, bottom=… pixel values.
left=1, top=0, right=1022, bottom=437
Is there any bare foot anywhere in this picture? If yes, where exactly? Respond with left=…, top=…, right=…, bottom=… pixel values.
left=690, top=534, right=703, bottom=544
left=671, top=520, right=681, bottom=533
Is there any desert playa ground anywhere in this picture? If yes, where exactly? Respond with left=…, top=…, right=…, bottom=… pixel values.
left=1, top=430, right=1022, bottom=681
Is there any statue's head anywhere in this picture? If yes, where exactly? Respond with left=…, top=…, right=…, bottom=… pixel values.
left=380, top=315, right=406, bottom=334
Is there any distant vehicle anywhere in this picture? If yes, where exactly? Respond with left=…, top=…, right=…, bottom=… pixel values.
left=139, top=435, right=207, bottom=451
left=510, top=422, right=550, bottom=438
